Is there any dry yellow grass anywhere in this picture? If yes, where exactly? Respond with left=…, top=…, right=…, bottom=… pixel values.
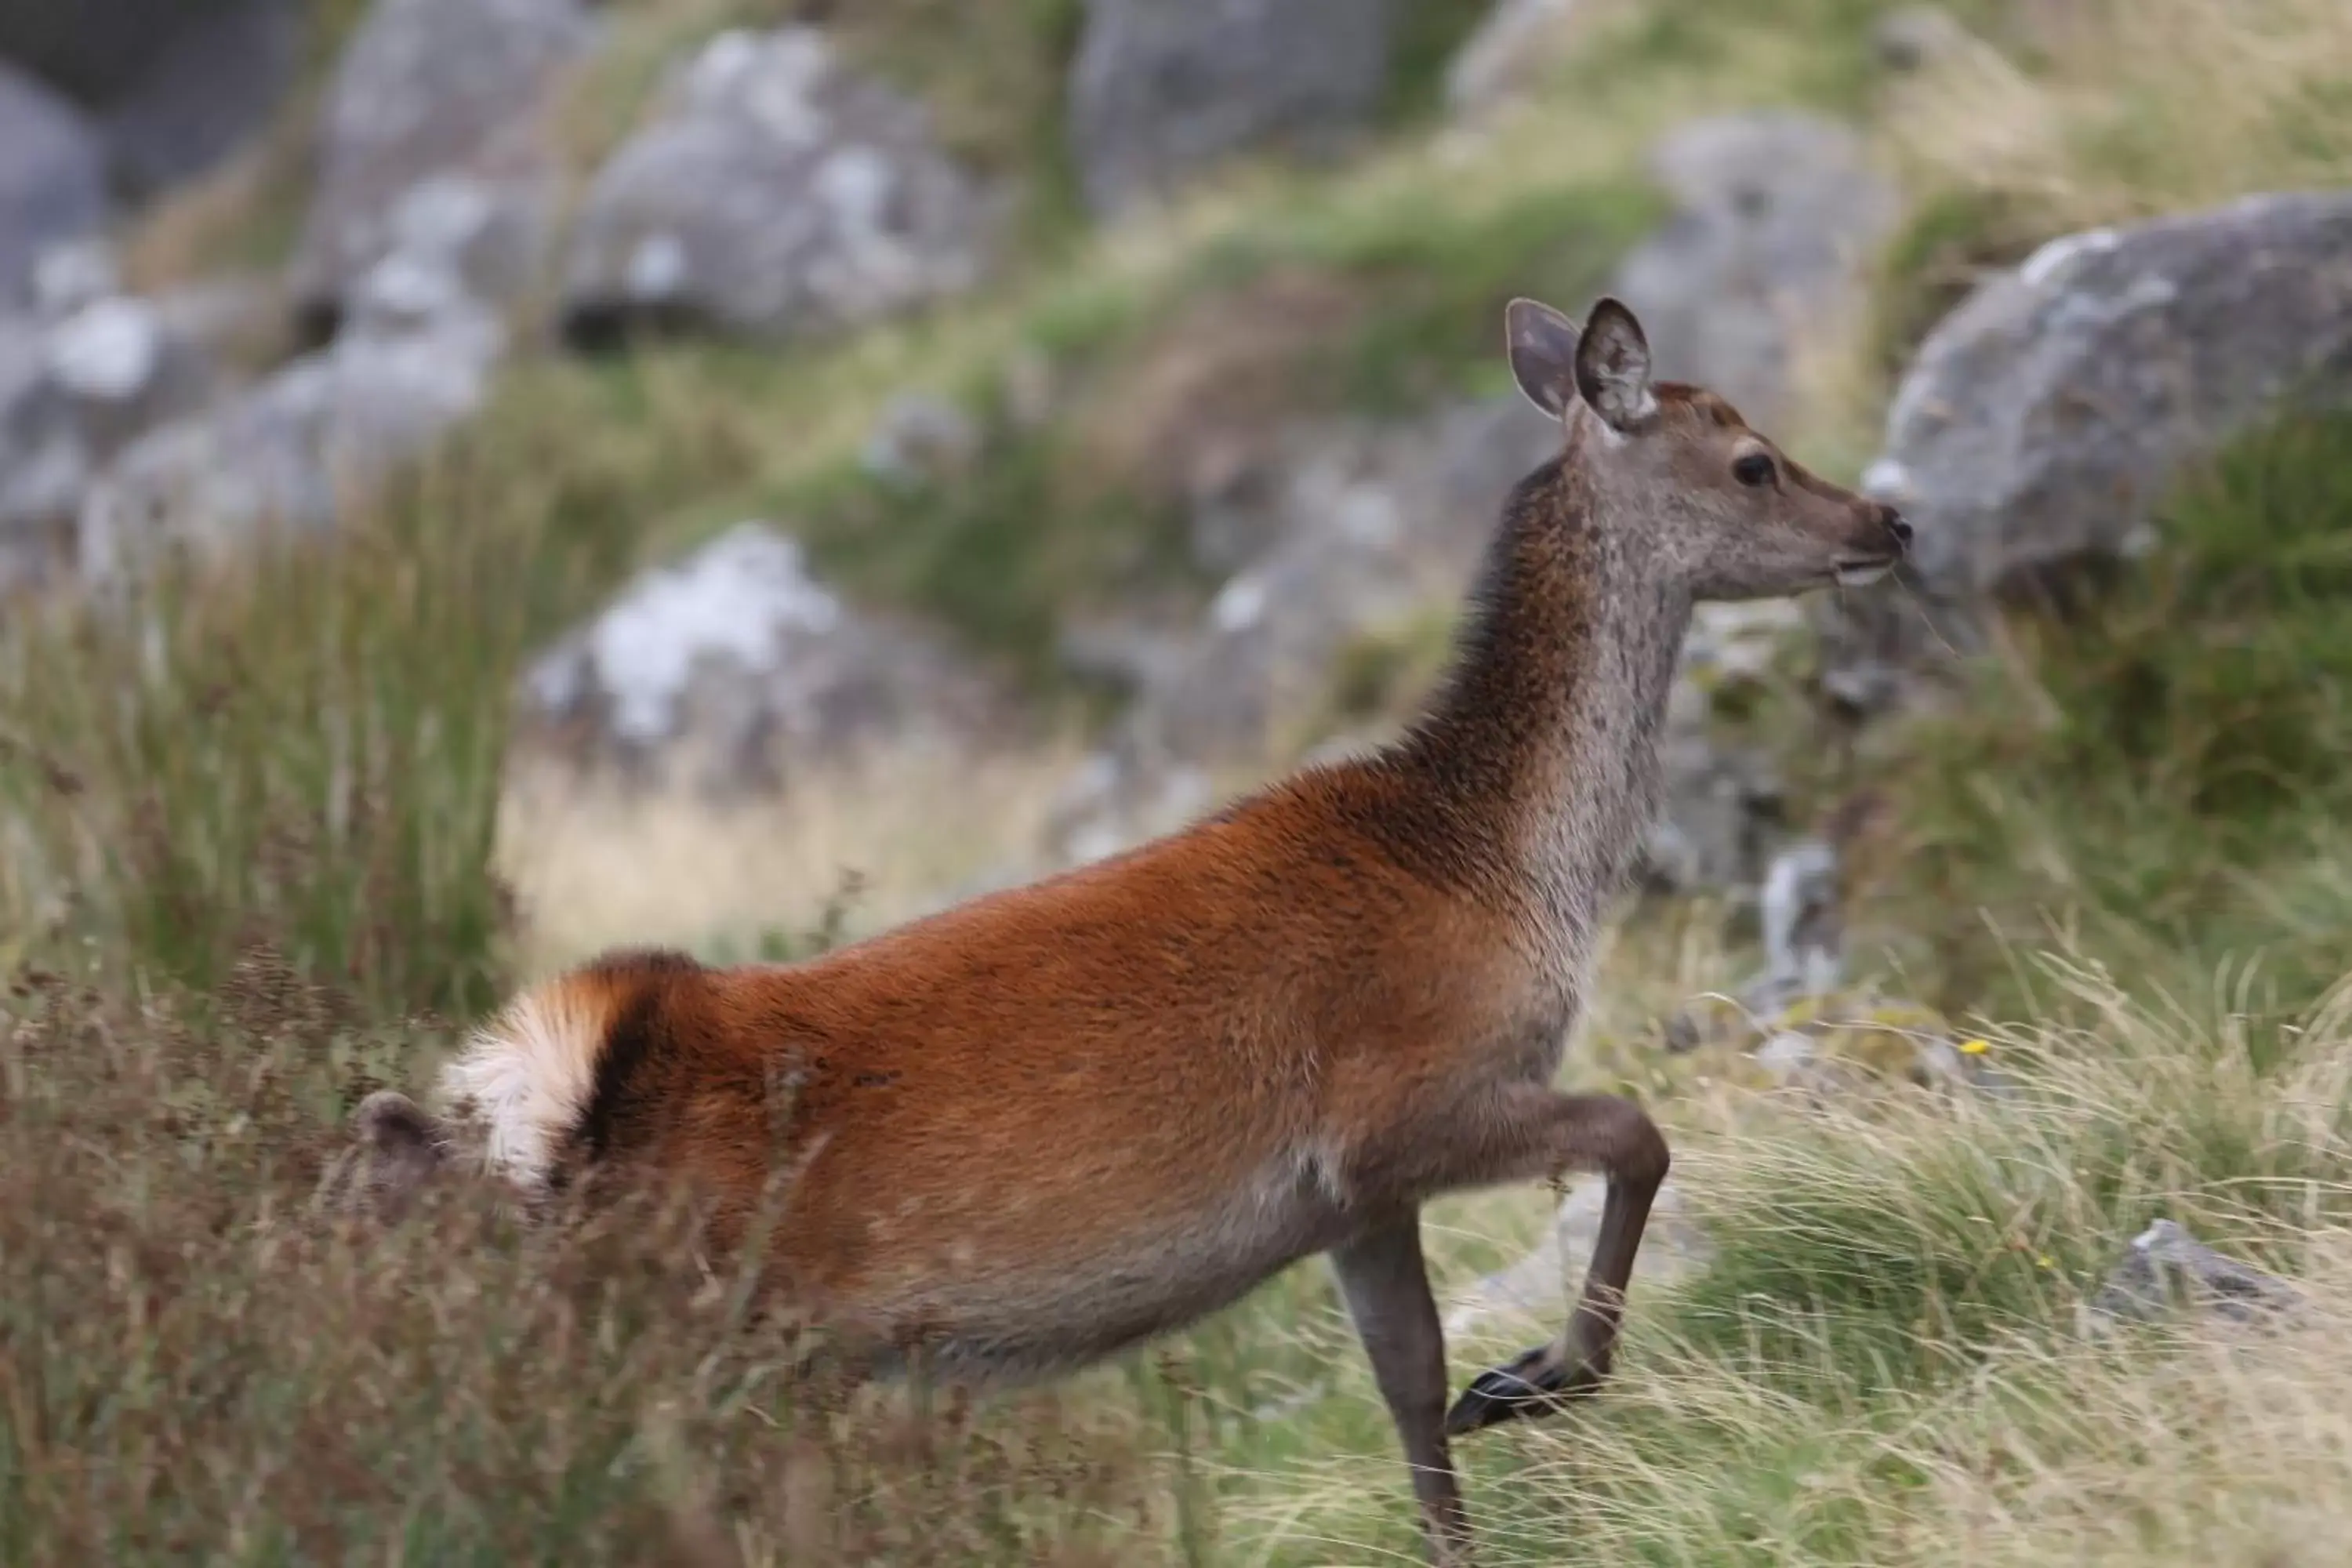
left=1885, top=0, right=2352, bottom=231
left=495, top=737, right=1088, bottom=975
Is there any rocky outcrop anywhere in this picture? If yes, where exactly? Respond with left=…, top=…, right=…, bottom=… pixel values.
left=1125, top=394, right=1555, bottom=766
left=519, top=522, right=1010, bottom=793
left=0, top=260, right=222, bottom=593
left=77, top=274, right=503, bottom=586
left=288, top=0, right=593, bottom=338
left=1066, top=0, right=1395, bottom=218
left=0, top=0, right=299, bottom=199
left=1830, top=189, right=2352, bottom=711
left=95, top=0, right=303, bottom=201
left=0, top=64, right=109, bottom=308
left=1610, top=111, right=1902, bottom=432
left=561, top=27, right=993, bottom=349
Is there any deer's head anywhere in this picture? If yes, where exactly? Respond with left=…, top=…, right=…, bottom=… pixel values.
left=1505, top=296, right=1909, bottom=601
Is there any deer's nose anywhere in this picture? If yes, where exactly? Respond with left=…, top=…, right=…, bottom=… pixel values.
left=1878, top=505, right=1912, bottom=550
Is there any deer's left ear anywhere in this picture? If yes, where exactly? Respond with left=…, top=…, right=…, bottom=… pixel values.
left=1504, top=297, right=1581, bottom=420
left=1573, top=296, right=1656, bottom=433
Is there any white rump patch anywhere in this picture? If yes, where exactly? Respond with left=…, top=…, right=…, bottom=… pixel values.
left=436, top=981, right=609, bottom=1188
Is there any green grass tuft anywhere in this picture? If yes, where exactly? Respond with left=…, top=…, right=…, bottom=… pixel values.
left=1852, top=408, right=2352, bottom=1020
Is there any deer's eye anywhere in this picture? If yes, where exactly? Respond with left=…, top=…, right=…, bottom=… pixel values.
left=1733, top=452, right=1776, bottom=488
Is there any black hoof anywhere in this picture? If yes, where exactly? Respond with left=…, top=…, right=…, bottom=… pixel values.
left=1443, top=1344, right=1601, bottom=1436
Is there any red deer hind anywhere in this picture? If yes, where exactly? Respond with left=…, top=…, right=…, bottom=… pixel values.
left=343, top=295, right=1910, bottom=1564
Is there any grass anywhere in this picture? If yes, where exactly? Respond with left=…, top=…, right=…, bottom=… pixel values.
left=0, top=946, right=1193, bottom=1566
left=1836, top=407, right=2352, bottom=1025
left=12, top=0, right=2352, bottom=1559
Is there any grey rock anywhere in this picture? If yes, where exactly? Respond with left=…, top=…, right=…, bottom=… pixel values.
left=290, top=0, right=593, bottom=335
left=561, top=27, right=993, bottom=349
left=1642, top=722, right=1783, bottom=895
left=520, top=521, right=1009, bottom=793
left=0, top=0, right=271, bottom=110
left=98, top=0, right=303, bottom=201
left=1068, top=0, right=1395, bottom=219
left=0, top=64, right=108, bottom=309
left=78, top=291, right=503, bottom=584
left=0, top=321, right=81, bottom=593
left=1752, top=1031, right=1818, bottom=1080
left=2087, top=1218, right=2304, bottom=1329
left=27, top=240, right=120, bottom=319
left=1611, top=111, right=1902, bottom=430
left=1831, top=191, right=2352, bottom=710
left=1123, top=394, right=1557, bottom=768
left=1041, top=748, right=1214, bottom=869
left=1754, top=837, right=1844, bottom=1010
left=1875, top=190, right=2352, bottom=600
left=1443, top=1178, right=1711, bottom=1338
left=0, top=285, right=220, bottom=593
left=1444, top=0, right=1581, bottom=116
left=1637, top=599, right=1811, bottom=895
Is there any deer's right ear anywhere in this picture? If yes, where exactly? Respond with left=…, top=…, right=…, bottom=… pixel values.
left=1504, top=297, right=1581, bottom=420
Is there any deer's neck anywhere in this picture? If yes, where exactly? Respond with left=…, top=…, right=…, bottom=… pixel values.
left=1390, top=451, right=1690, bottom=972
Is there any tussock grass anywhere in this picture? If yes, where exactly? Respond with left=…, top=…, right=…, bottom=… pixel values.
left=0, top=443, right=626, bottom=1018
left=0, top=948, right=1193, bottom=1565
left=1210, top=956, right=2352, bottom=1565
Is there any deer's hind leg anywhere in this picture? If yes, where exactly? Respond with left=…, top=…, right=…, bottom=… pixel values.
left=1330, top=1211, right=1475, bottom=1565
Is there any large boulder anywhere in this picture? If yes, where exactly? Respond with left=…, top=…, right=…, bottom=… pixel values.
left=1828, top=189, right=2352, bottom=711
left=77, top=273, right=503, bottom=586
left=0, top=263, right=220, bottom=593
left=0, top=64, right=109, bottom=308
left=561, top=27, right=994, bottom=349
left=96, top=0, right=304, bottom=201
left=519, top=521, right=1011, bottom=794
left=288, top=0, right=593, bottom=338
left=1610, top=111, right=1902, bottom=432
left=1066, top=0, right=1396, bottom=219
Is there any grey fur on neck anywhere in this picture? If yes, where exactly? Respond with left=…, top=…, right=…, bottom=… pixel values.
left=1382, top=417, right=1693, bottom=975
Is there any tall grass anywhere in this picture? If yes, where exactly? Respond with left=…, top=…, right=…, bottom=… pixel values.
left=0, top=434, right=641, bottom=1019
left=0, top=949, right=1193, bottom=1565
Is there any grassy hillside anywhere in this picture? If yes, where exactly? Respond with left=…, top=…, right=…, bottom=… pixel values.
left=5, top=0, right=2352, bottom=1561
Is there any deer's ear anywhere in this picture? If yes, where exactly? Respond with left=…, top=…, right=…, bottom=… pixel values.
left=1504, top=297, right=1581, bottom=420
left=1573, top=296, right=1656, bottom=433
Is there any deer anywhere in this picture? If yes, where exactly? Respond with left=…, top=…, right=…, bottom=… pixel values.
left=336, top=294, right=1909, bottom=1565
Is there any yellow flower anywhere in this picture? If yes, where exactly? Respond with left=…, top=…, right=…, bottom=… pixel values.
left=2035, top=1254, right=2056, bottom=1269
left=1958, top=1038, right=1991, bottom=1056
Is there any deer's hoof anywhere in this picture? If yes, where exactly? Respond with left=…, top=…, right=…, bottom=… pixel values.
left=1443, top=1343, right=1602, bottom=1436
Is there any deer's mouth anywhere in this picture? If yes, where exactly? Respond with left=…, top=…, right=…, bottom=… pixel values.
left=1833, top=556, right=1898, bottom=588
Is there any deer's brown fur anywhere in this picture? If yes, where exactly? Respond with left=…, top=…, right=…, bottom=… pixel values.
left=347, top=296, right=1908, bottom=1564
